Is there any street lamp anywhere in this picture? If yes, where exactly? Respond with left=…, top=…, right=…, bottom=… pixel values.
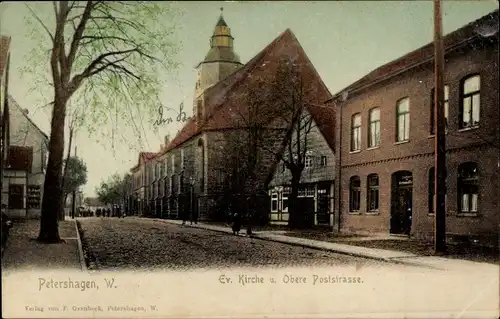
left=189, top=177, right=196, bottom=224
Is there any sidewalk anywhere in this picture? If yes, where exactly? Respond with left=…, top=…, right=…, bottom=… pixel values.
left=1, top=219, right=85, bottom=272
left=150, top=217, right=498, bottom=271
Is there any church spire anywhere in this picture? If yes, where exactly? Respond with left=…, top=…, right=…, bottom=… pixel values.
left=210, top=7, right=233, bottom=48
left=216, top=7, right=228, bottom=27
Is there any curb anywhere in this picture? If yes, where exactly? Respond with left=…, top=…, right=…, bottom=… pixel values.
left=74, top=219, right=88, bottom=272
left=145, top=217, right=442, bottom=269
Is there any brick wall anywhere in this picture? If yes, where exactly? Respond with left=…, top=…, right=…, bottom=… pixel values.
left=335, top=39, right=499, bottom=241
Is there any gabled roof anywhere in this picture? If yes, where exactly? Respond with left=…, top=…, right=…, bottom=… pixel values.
left=7, top=145, right=33, bottom=172
left=130, top=151, right=157, bottom=171
left=161, top=28, right=332, bottom=155
left=330, top=9, right=499, bottom=101
left=306, top=103, right=335, bottom=151
left=0, top=35, right=11, bottom=76
left=9, top=95, right=49, bottom=142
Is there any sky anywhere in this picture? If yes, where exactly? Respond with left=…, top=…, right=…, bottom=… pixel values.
left=0, top=1, right=498, bottom=197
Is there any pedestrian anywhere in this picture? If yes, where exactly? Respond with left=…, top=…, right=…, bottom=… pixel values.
left=231, top=212, right=241, bottom=235
left=246, top=196, right=254, bottom=237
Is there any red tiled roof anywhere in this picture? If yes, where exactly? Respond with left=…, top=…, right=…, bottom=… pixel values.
left=130, top=151, right=157, bottom=171
left=306, top=103, right=335, bottom=151
left=161, top=28, right=332, bottom=154
left=0, top=35, right=10, bottom=76
left=331, top=9, right=499, bottom=101
left=7, top=146, right=33, bottom=172
left=141, top=152, right=157, bottom=161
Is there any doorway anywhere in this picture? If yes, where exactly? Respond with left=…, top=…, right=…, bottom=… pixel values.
left=390, top=171, right=413, bottom=235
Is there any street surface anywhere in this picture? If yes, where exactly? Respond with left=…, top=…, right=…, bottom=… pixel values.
left=78, top=217, right=412, bottom=271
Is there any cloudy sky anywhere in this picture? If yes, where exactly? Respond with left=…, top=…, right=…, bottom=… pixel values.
left=0, top=1, right=498, bottom=197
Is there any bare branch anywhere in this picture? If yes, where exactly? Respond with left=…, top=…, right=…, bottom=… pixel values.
left=67, top=48, right=138, bottom=95
left=25, top=4, right=55, bottom=43
left=67, top=1, right=95, bottom=67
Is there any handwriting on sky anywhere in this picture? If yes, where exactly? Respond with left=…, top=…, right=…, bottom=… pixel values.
left=154, top=102, right=188, bottom=126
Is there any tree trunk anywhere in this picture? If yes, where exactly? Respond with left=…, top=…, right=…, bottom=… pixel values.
left=38, top=96, right=67, bottom=243
left=59, top=127, right=73, bottom=221
left=287, top=172, right=301, bottom=229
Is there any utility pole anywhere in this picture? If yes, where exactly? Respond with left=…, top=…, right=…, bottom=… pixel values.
left=434, top=0, right=447, bottom=253
left=71, top=145, right=77, bottom=219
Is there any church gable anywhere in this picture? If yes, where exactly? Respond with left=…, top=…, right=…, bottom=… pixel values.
left=204, top=29, right=333, bottom=131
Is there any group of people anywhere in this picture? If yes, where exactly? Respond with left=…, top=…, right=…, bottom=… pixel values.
left=227, top=202, right=254, bottom=237
left=77, top=207, right=124, bottom=218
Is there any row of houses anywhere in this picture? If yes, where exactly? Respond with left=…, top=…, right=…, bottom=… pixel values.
left=124, top=10, right=499, bottom=245
left=1, top=35, right=49, bottom=219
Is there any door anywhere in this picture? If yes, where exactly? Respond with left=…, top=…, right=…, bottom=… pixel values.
left=391, top=171, right=413, bottom=235
left=316, top=188, right=330, bottom=225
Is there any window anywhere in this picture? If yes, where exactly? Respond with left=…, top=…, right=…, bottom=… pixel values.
left=8, top=184, right=24, bottom=209
left=351, top=113, right=361, bottom=151
left=181, top=149, right=185, bottom=169
left=305, top=155, right=312, bottom=169
left=368, top=108, right=380, bottom=147
left=430, top=86, right=449, bottom=134
left=349, top=176, right=361, bottom=212
left=171, top=155, right=175, bottom=174
left=27, top=185, right=41, bottom=209
left=178, top=174, right=183, bottom=194
left=271, top=192, right=278, bottom=212
left=196, top=100, right=202, bottom=120
left=366, top=174, right=379, bottom=211
left=458, top=162, right=478, bottom=214
left=298, top=186, right=315, bottom=197
left=396, top=98, right=410, bottom=142
left=460, top=75, right=480, bottom=129
left=321, top=156, right=327, bottom=166
left=282, top=188, right=290, bottom=212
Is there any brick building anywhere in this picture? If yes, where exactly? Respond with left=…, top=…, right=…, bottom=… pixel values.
left=331, top=10, right=499, bottom=245
left=129, top=151, right=156, bottom=216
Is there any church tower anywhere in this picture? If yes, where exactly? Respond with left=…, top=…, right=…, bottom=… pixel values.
left=193, top=8, right=243, bottom=120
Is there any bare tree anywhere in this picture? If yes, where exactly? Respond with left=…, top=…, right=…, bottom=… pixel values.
left=219, top=58, right=318, bottom=229
left=24, top=1, right=180, bottom=242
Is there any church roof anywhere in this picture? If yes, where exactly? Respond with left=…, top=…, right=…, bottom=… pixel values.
left=216, top=15, right=228, bottom=27
left=203, top=46, right=241, bottom=64
left=160, top=28, right=332, bottom=156
left=130, top=151, right=157, bottom=171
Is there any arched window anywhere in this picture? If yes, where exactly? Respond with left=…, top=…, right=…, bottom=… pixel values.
left=351, top=113, right=361, bottom=151
left=366, top=174, right=379, bottom=211
left=368, top=108, right=380, bottom=147
left=396, top=97, right=410, bottom=142
left=349, top=176, right=361, bottom=212
left=198, top=139, right=205, bottom=192
left=458, top=162, right=479, bottom=213
left=460, top=75, right=480, bottom=128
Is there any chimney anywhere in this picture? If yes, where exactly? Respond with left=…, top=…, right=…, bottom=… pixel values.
left=164, top=134, right=170, bottom=147
left=23, top=109, right=29, bottom=115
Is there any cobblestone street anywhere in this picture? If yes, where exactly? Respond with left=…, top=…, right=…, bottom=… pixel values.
left=78, top=217, right=409, bottom=271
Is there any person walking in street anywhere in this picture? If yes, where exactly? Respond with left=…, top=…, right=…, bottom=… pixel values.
left=231, top=211, right=241, bottom=235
